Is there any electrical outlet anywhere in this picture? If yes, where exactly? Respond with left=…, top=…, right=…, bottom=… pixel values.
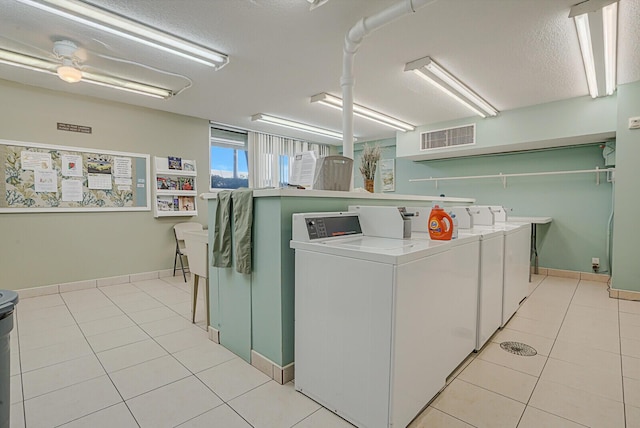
left=592, top=257, right=600, bottom=265
left=630, top=117, right=640, bottom=129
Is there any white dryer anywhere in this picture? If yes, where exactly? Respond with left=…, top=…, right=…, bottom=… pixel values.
left=290, top=212, right=476, bottom=428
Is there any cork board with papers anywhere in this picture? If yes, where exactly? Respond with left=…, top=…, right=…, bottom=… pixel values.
left=0, top=139, right=150, bottom=213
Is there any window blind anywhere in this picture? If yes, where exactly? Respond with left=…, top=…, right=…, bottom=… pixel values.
left=248, top=132, right=330, bottom=188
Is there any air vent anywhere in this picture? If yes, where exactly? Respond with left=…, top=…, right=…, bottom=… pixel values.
left=420, top=124, right=475, bottom=151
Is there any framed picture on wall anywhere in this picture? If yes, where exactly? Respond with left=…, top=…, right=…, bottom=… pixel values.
left=380, top=159, right=395, bottom=192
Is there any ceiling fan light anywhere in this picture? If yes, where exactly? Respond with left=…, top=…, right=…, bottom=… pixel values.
left=57, top=63, right=82, bottom=83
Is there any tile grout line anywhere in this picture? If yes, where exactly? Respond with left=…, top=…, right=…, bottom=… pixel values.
left=128, top=279, right=265, bottom=427
left=68, top=278, right=213, bottom=425
left=15, top=278, right=255, bottom=426
left=416, top=276, right=555, bottom=428
left=514, top=276, right=581, bottom=427
left=49, top=282, right=196, bottom=425
left=51, top=402, right=140, bottom=428
left=59, top=287, right=143, bottom=428
left=454, top=377, right=531, bottom=406
left=618, top=296, right=627, bottom=428
left=95, top=279, right=243, bottom=425
left=15, top=308, right=27, bottom=428
left=17, top=290, right=137, bottom=426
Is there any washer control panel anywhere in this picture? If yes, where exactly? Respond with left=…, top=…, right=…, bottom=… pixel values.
left=305, top=215, right=362, bottom=240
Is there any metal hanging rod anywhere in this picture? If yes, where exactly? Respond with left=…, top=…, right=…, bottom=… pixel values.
left=409, top=167, right=615, bottom=189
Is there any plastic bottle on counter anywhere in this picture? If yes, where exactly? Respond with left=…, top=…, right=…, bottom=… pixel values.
left=450, top=213, right=458, bottom=239
left=428, top=205, right=454, bottom=241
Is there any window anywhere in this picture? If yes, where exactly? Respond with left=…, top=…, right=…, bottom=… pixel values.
left=248, top=132, right=331, bottom=189
left=210, top=126, right=332, bottom=190
left=210, top=127, right=249, bottom=190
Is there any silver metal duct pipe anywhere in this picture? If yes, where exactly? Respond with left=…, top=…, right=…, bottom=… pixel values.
left=341, top=0, right=437, bottom=162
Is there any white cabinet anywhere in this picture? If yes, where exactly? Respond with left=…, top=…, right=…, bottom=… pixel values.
left=153, top=156, right=198, bottom=218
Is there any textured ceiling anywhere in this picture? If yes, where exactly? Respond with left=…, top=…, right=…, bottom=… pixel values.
left=0, top=0, right=639, bottom=144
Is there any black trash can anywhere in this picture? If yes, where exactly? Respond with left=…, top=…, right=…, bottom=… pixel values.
left=0, top=290, right=18, bottom=428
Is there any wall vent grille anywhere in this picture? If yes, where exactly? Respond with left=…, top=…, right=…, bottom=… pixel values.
left=420, top=124, right=475, bottom=150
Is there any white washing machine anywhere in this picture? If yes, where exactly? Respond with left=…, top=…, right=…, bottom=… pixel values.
left=290, top=211, right=477, bottom=428
left=457, top=227, right=505, bottom=350
left=408, top=230, right=480, bottom=370
left=468, top=206, right=531, bottom=327
left=353, top=205, right=480, bottom=371
left=499, top=222, right=531, bottom=326
left=406, top=206, right=495, bottom=352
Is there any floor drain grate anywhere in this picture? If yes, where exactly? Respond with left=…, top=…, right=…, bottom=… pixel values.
left=500, top=341, right=537, bottom=356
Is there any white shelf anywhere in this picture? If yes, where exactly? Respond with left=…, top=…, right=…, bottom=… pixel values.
left=156, top=190, right=197, bottom=196
left=156, top=169, right=197, bottom=177
left=153, top=156, right=198, bottom=218
left=156, top=210, right=198, bottom=217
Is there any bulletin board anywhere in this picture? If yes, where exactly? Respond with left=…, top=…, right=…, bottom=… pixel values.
left=0, top=139, right=150, bottom=213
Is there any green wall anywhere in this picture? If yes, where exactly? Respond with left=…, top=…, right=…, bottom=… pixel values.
left=396, top=95, right=616, bottom=160
left=396, top=144, right=613, bottom=273
left=612, top=81, right=640, bottom=292
left=354, top=138, right=614, bottom=274
left=0, top=79, right=210, bottom=290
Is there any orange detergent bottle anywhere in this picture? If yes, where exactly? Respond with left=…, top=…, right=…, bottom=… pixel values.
left=428, top=205, right=454, bottom=240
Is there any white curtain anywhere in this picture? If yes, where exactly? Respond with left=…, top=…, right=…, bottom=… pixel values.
left=248, top=132, right=330, bottom=188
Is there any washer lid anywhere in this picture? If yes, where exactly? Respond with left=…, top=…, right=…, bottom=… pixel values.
left=0, top=290, right=19, bottom=316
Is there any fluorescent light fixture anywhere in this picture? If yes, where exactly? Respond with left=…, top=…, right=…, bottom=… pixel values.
left=405, top=57, right=498, bottom=118
left=14, top=0, right=229, bottom=69
left=569, top=0, right=618, bottom=98
left=573, top=14, right=598, bottom=98
left=0, top=48, right=173, bottom=99
left=310, top=93, right=415, bottom=132
left=81, top=71, right=172, bottom=98
left=251, top=113, right=344, bottom=140
left=308, top=0, right=330, bottom=10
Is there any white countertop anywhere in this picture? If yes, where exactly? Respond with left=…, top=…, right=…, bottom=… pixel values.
left=509, top=216, right=552, bottom=224
left=201, top=188, right=475, bottom=203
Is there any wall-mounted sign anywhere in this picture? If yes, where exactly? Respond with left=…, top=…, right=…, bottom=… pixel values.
left=57, top=122, right=92, bottom=134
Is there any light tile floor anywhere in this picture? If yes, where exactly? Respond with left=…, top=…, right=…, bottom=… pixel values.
left=8, top=274, right=640, bottom=427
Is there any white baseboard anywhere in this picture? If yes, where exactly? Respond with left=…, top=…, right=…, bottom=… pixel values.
left=250, top=350, right=294, bottom=385
left=534, top=266, right=640, bottom=301
left=609, top=287, right=640, bottom=301
left=17, top=284, right=59, bottom=298
left=208, top=326, right=220, bottom=344
left=17, top=268, right=183, bottom=299
left=534, top=266, right=610, bottom=283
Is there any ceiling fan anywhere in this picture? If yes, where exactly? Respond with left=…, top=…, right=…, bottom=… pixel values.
left=0, top=39, right=187, bottom=99
left=52, top=40, right=83, bottom=83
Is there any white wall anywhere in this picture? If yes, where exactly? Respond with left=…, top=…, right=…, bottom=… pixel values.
left=0, top=79, right=210, bottom=290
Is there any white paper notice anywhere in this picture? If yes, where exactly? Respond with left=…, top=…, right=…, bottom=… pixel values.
left=88, top=174, right=112, bottom=190
left=117, top=185, right=131, bottom=191
left=61, top=154, right=83, bottom=177
left=289, top=151, right=317, bottom=187
left=113, top=157, right=132, bottom=178
left=34, top=169, right=57, bottom=192
left=21, top=151, right=52, bottom=170
left=114, top=178, right=132, bottom=185
left=62, top=179, right=83, bottom=201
